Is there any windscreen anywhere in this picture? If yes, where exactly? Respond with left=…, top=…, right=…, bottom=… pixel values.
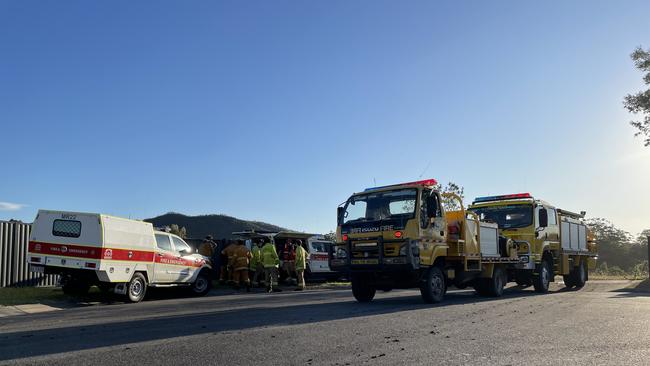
left=341, top=188, right=417, bottom=224
left=471, top=204, right=533, bottom=229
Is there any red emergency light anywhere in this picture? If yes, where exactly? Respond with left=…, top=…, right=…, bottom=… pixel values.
left=364, top=178, right=438, bottom=192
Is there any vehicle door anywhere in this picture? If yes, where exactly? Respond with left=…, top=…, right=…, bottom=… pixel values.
left=420, top=189, right=446, bottom=243
left=171, top=236, right=195, bottom=283
left=536, top=206, right=560, bottom=242
left=308, top=241, right=331, bottom=272
left=153, top=233, right=178, bottom=283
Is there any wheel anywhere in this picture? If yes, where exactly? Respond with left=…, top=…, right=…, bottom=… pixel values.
left=574, top=260, right=586, bottom=288
left=61, top=277, right=90, bottom=296
left=533, top=259, right=552, bottom=293
left=127, top=273, right=147, bottom=303
left=486, top=266, right=506, bottom=297
left=420, top=266, right=446, bottom=304
left=191, top=270, right=212, bottom=296
left=563, top=274, right=575, bottom=288
left=351, top=274, right=376, bottom=303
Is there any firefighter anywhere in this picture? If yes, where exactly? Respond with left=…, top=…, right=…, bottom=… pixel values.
left=198, top=236, right=215, bottom=260
left=261, top=239, right=281, bottom=293
left=232, top=240, right=252, bottom=291
left=220, top=240, right=238, bottom=285
left=282, top=240, right=296, bottom=284
left=255, top=239, right=266, bottom=287
left=294, top=240, right=308, bottom=291
left=249, top=240, right=261, bottom=287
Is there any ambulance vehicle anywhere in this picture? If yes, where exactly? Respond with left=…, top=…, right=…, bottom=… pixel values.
left=27, top=210, right=212, bottom=302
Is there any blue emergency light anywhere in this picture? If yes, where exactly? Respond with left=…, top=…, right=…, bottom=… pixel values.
left=473, top=193, right=533, bottom=203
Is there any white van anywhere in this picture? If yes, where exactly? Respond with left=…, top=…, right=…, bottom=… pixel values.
left=28, top=210, right=212, bottom=302
left=306, top=236, right=335, bottom=276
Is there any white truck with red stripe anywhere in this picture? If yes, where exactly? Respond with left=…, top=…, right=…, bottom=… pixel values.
left=28, top=210, right=212, bottom=302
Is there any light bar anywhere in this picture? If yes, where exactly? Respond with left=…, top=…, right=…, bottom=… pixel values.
left=473, top=193, right=532, bottom=203
left=364, top=178, right=438, bottom=192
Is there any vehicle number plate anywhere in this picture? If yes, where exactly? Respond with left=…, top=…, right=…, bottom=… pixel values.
left=351, top=259, right=379, bottom=265
left=30, top=264, right=45, bottom=274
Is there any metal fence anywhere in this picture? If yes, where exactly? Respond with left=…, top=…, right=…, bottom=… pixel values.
left=0, top=221, right=59, bottom=287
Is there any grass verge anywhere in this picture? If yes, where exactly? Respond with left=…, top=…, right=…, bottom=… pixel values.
left=0, top=287, right=66, bottom=306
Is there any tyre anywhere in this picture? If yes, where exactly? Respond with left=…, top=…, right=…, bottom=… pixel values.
left=127, top=273, right=147, bottom=303
left=574, top=260, right=587, bottom=288
left=61, top=277, right=90, bottom=296
left=533, top=259, right=552, bottom=293
left=486, top=266, right=506, bottom=297
left=191, top=270, right=212, bottom=296
left=351, top=274, right=376, bottom=303
left=420, top=266, right=446, bottom=304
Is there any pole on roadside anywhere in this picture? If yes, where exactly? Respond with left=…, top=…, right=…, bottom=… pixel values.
left=647, top=236, right=650, bottom=279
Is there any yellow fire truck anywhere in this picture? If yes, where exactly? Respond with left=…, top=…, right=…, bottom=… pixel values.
left=329, top=180, right=597, bottom=303
left=468, top=193, right=598, bottom=292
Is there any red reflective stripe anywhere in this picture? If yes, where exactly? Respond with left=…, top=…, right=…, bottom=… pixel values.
left=29, top=241, right=205, bottom=267
left=104, top=248, right=154, bottom=261
left=154, top=252, right=204, bottom=268
left=29, top=241, right=154, bottom=262
left=29, top=241, right=102, bottom=259
left=311, top=254, right=329, bottom=261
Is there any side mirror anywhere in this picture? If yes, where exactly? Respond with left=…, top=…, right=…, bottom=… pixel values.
left=538, top=208, right=548, bottom=228
left=337, top=207, right=344, bottom=222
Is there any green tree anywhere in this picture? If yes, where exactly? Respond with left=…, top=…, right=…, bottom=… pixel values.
left=169, top=224, right=187, bottom=238
left=623, top=46, right=650, bottom=146
left=323, top=231, right=336, bottom=242
left=435, top=181, right=465, bottom=211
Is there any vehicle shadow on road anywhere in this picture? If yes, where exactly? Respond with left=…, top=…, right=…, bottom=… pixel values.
left=0, top=285, right=560, bottom=361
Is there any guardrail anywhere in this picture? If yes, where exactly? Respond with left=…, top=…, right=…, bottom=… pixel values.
left=0, top=221, right=59, bottom=287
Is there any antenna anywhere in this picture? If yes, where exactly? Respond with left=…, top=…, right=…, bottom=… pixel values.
left=418, top=160, right=431, bottom=179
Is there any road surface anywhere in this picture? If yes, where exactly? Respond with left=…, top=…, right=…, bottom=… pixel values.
left=1, top=281, right=649, bottom=365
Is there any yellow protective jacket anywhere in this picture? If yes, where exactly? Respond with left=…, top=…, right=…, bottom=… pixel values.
left=261, top=243, right=280, bottom=268
left=294, top=245, right=308, bottom=270
left=198, top=242, right=214, bottom=258
left=233, top=245, right=252, bottom=271
left=250, top=246, right=261, bottom=270
left=222, top=243, right=238, bottom=267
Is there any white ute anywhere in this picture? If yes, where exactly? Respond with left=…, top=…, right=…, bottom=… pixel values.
left=27, top=210, right=212, bottom=302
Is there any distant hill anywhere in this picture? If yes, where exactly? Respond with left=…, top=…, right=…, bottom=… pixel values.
left=144, top=212, right=288, bottom=239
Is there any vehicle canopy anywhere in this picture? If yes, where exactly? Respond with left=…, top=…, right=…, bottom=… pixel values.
left=30, top=210, right=156, bottom=254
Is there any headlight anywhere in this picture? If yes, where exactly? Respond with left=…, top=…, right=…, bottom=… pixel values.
left=336, top=247, right=348, bottom=259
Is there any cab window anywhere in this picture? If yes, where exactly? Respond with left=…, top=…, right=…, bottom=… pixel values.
left=172, top=236, right=191, bottom=253
left=155, top=234, right=173, bottom=252
left=547, top=208, right=557, bottom=225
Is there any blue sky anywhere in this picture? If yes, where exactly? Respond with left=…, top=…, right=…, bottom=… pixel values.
left=1, top=1, right=649, bottom=236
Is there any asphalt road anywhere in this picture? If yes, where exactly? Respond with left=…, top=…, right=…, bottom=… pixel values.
left=1, top=281, right=649, bottom=365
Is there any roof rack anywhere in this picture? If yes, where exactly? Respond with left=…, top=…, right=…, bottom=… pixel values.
left=557, top=209, right=586, bottom=219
